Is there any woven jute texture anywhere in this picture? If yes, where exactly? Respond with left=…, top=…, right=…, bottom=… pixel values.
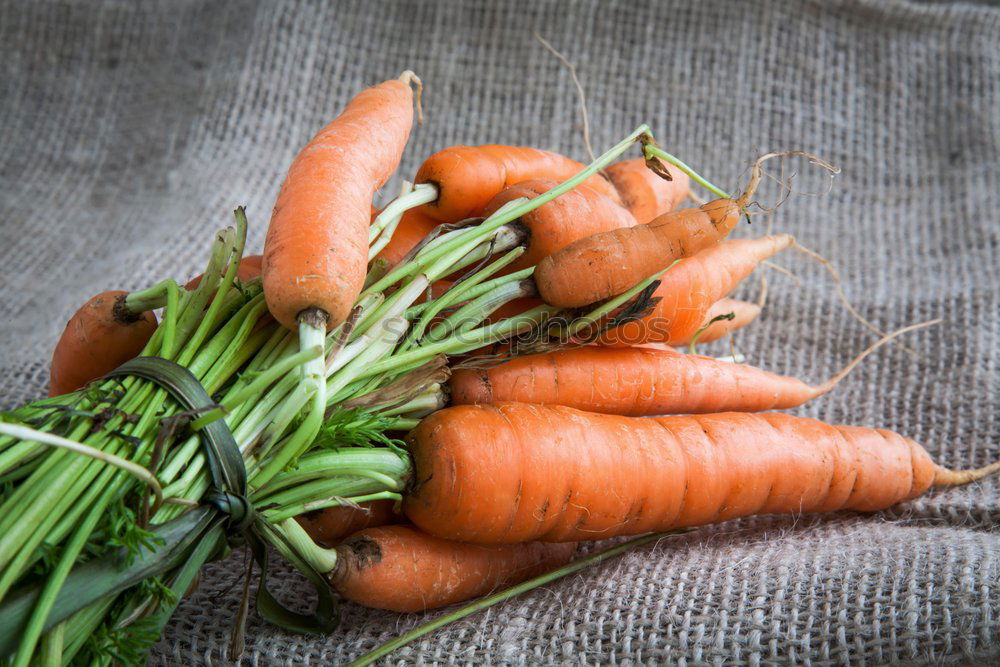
left=2, top=0, right=998, bottom=664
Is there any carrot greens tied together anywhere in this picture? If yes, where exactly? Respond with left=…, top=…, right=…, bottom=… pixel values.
left=1, top=68, right=994, bottom=667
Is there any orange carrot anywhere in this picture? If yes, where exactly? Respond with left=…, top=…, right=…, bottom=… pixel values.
left=296, top=499, right=399, bottom=547
left=535, top=153, right=782, bottom=308
left=598, top=234, right=794, bottom=346
left=263, top=72, right=418, bottom=330
left=48, top=291, right=157, bottom=396
left=671, top=298, right=761, bottom=347
left=449, top=331, right=904, bottom=415
left=183, top=254, right=263, bottom=291
left=330, top=524, right=576, bottom=612
left=403, top=403, right=1000, bottom=544
left=414, top=145, right=620, bottom=222
left=372, top=209, right=439, bottom=268
left=605, top=157, right=691, bottom=223
left=480, top=179, right=636, bottom=273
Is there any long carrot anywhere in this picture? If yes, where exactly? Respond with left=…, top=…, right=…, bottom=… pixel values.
left=296, top=499, right=399, bottom=547
left=449, top=321, right=927, bottom=416
left=48, top=290, right=158, bottom=396
left=535, top=152, right=817, bottom=308
left=330, top=524, right=575, bottom=612
left=598, top=234, right=794, bottom=346
left=414, top=145, right=621, bottom=222
left=605, top=156, right=691, bottom=223
left=479, top=179, right=636, bottom=273
left=262, top=72, right=418, bottom=331
left=403, top=403, right=1000, bottom=544
left=672, top=297, right=761, bottom=347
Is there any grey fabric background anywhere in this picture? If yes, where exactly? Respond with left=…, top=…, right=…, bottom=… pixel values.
left=1, top=0, right=998, bottom=663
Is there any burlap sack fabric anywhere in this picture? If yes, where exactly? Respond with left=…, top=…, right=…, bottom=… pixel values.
left=1, top=0, right=997, bottom=663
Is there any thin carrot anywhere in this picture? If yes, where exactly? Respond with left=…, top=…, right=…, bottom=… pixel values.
left=296, top=499, right=399, bottom=547
left=183, top=254, right=263, bottom=291
left=449, top=321, right=932, bottom=415
left=262, top=72, right=418, bottom=331
left=605, top=157, right=691, bottom=223
left=535, top=152, right=821, bottom=308
left=672, top=298, right=761, bottom=347
left=403, top=403, right=1000, bottom=544
left=479, top=179, right=636, bottom=273
left=414, top=145, right=621, bottom=222
left=330, top=524, right=575, bottom=612
left=598, top=234, right=794, bottom=346
left=48, top=290, right=158, bottom=396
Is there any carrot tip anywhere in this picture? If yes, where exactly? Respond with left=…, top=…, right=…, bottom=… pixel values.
left=934, top=460, right=1000, bottom=487
left=398, top=70, right=424, bottom=125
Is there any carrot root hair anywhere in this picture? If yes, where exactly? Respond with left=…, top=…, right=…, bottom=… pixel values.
left=934, top=460, right=1000, bottom=487
left=756, top=267, right=769, bottom=308
left=755, top=258, right=804, bottom=310
left=792, top=241, right=919, bottom=358
left=533, top=31, right=597, bottom=165
left=398, top=70, right=424, bottom=124
left=737, top=150, right=840, bottom=210
left=810, top=318, right=941, bottom=397
left=761, top=260, right=803, bottom=287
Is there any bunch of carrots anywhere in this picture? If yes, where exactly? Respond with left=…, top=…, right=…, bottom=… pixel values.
left=0, top=70, right=995, bottom=666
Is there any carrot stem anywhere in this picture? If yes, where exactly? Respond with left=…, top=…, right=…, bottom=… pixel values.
left=421, top=222, right=525, bottom=285
left=173, top=227, right=239, bottom=365
left=326, top=334, right=374, bottom=378
left=11, top=489, right=106, bottom=665
left=371, top=385, right=445, bottom=418
left=189, top=345, right=320, bottom=430
left=276, top=518, right=339, bottom=573
left=352, top=277, right=429, bottom=340
left=368, top=182, right=437, bottom=246
left=0, top=423, right=163, bottom=511
left=123, top=279, right=173, bottom=313
left=357, top=305, right=560, bottom=382
left=159, top=279, right=180, bottom=358
left=250, top=317, right=328, bottom=487
left=254, top=448, right=409, bottom=496
left=426, top=279, right=535, bottom=342
left=255, top=467, right=406, bottom=516
left=384, top=417, right=419, bottom=432
left=189, top=294, right=269, bottom=391
left=326, top=316, right=409, bottom=402
left=265, top=490, right=403, bottom=524
left=350, top=531, right=688, bottom=667
left=401, top=248, right=527, bottom=351
left=642, top=144, right=731, bottom=200
left=405, top=266, right=534, bottom=319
